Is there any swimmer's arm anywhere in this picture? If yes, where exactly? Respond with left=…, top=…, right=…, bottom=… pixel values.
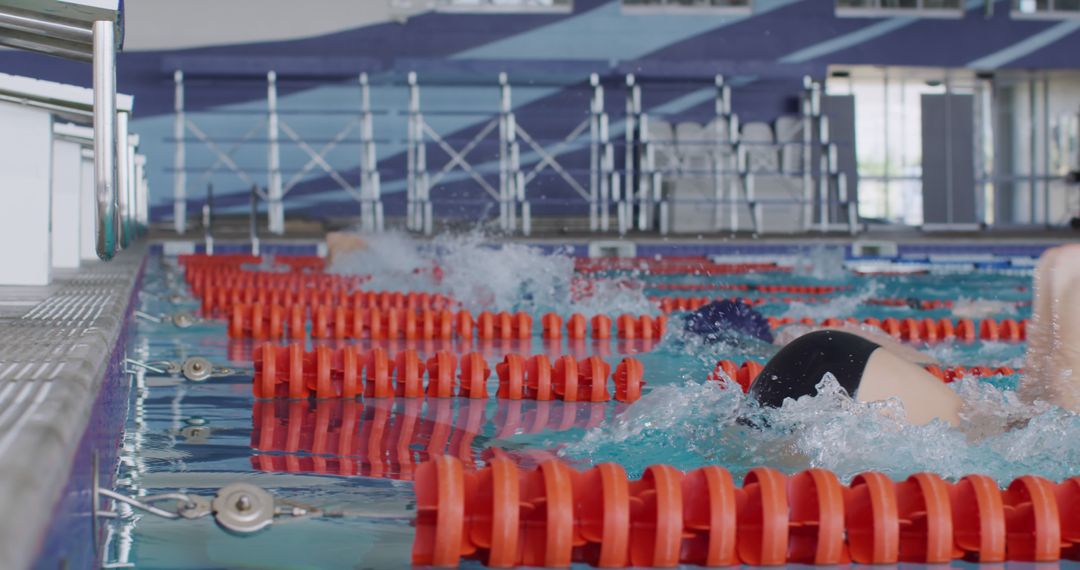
left=1019, top=244, right=1080, bottom=412
left=326, top=231, right=368, bottom=265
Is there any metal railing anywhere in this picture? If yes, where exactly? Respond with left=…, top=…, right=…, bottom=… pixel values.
left=169, top=70, right=858, bottom=236
left=0, top=2, right=135, bottom=260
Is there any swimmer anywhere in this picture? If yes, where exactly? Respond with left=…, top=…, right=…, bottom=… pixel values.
left=688, top=244, right=1080, bottom=426
left=326, top=231, right=368, bottom=265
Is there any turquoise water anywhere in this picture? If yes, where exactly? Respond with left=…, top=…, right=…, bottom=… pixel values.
left=104, top=243, right=1078, bottom=569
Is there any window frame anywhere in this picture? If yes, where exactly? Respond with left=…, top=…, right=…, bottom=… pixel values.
left=835, top=0, right=965, bottom=19
left=1010, top=0, right=1080, bottom=19
left=620, top=0, right=753, bottom=16
left=432, top=0, right=573, bottom=14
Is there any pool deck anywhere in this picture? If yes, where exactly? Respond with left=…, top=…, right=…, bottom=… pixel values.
left=0, top=246, right=144, bottom=570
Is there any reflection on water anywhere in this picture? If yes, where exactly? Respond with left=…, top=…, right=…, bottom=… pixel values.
left=250, top=397, right=616, bottom=479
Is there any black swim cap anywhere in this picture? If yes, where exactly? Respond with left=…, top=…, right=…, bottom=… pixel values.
left=684, top=300, right=774, bottom=344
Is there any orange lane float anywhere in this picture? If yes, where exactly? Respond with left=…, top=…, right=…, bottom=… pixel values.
left=651, top=283, right=850, bottom=294
left=711, top=359, right=1019, bottom=391
left=201, top=286, right=456, bottom=317
left=186, top=268, right=367, bottom=297
left=766, top=316, right=1027, bottom=343
left=655, top=296, right=1008, bottom=314
left=573, top=257, right=790, bottom=275
left=412, top=455, right=1080, bottom=567
left=252, top=343, right=644, bottom=402
left=249, top=398, right=611, bottom=480
left=229, top=306, right=664, bottom=342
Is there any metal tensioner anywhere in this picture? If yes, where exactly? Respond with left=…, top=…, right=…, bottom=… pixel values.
left=96, top=483, right=410, bottom=535
left=125, top=356, right=235, bottom=382
left=134, top=309, right=201, bottom=328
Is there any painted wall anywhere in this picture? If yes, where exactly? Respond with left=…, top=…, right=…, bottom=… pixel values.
left=0, top=0, right=1076, bottom=222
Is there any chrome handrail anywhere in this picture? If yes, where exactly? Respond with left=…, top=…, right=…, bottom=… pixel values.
left=92, top=20, right=117, bottom=260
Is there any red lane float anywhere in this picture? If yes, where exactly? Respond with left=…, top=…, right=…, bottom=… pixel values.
left=655, top=296, right=1012, bottom=314
left=412, top=455, right=1080, bottom=567
left=179, top=253, right=324, bottom=270
left=187, top=269, right=367, bottom=297
left=651, top=283, right=850, bottom=294
left=229, top=306, right=664, bottom=342
left=252, top=343, right=644, bottom=402
left=711, top=359, right=1019, bottom=391
left=251, top=398, right=611, bottom=481
left=201, top=286, right=456, bottom=317
left=574, top=257, right=789, bottom=275
left=767, top=317, right=1027, bottom=343
left=228, top=303, right=305, bottom=339
left=178, top=253, right=262, bottom=267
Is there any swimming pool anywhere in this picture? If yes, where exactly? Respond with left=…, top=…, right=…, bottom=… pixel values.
left=90, top=237, right=1077, bottom=568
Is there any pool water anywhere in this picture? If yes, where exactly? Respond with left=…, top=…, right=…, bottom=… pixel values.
left=103, top=238, right=1078, bottom=569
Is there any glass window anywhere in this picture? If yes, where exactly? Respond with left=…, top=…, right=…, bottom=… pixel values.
left=622, top=0, right=751, bottom=13
left=836, top=0, right=963, bottom=17
left=1013, top=0, right=1080, bottom=17
left=434, top=0, right=572, bottom=13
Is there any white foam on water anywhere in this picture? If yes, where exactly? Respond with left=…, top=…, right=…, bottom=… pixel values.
left=561, top=369, right=1080, bottom=484
left=791, top=245, right=848, bottom=281
left=779, top=280, right=881, bottom=321
left=330, top=230, right=654, bottom=315
left=330, top=230, right=434, bottom=289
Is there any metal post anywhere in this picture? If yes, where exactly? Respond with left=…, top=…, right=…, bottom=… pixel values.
left=126, top=130, right=137, bottom=241
left=818, top=112, right=830, bottom=231
left=638, top=113, right=651, bottom=230
left=359, top=72, right=380, bottom=232
left=508, top=112, right=521, bottom=232
left=604, top=113, right=613, bottom=231
left=498, top=72, right=511, bottom=231
left=250, top=185, right=260, bottom=256
left=136, top=153, right=149, bottom=234
left=840, top=173, right=857, bottom=235
left=417, top=116, right=430, bottom=234
left=614, top=173, right=626, bottom=235
left=267, top=71, right=284, bottom=234
left=407, top=72, right=420, bottom=232
left=92, top=20, right=117, bottom=260
left=116, top=110, right=129, bottom=248
left=203, top=183, right=214, bottom=255
left=134, top=154, right=147, bottom=234
left=173, top=70, right=186, bottom=235
left=800, top=76, right=814, bottom=231
left=713, top=75, right=726, bottom=230
left=589, top=74, right=602, bottom=232
left=1042, top=72, right=1050, bottom=227
left=625, top=74, right=641, bottom=230
left=406, top=74, right=416, bottom=231
left=730, top=114, right=741, bottom=232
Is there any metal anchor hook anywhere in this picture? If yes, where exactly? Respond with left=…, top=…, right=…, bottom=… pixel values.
left=94, top=475, right=412, bottom=537
left=133, top=310, right=200, bottom=328
left=181, top=357, right=213, bottom=381
left=124, top=356, right=235, bottom=381
left=170, top=312, right=198, bottom=328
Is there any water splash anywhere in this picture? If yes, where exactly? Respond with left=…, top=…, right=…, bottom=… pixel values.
left=779, top=280, right=881, bottom=321
left=791, top=245, right=848, bottom=281
left=561, top=372, right=1080, bottom=484
left=330, top=230, right=434, bottom=290
left=330, top=230, right=653, bottom=315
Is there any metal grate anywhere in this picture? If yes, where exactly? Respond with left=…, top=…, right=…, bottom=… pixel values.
left=0, top=247, right=144, bottom=570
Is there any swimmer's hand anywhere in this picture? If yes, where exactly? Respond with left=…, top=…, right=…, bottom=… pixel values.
left=326, top=231, right=368, bottom=265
